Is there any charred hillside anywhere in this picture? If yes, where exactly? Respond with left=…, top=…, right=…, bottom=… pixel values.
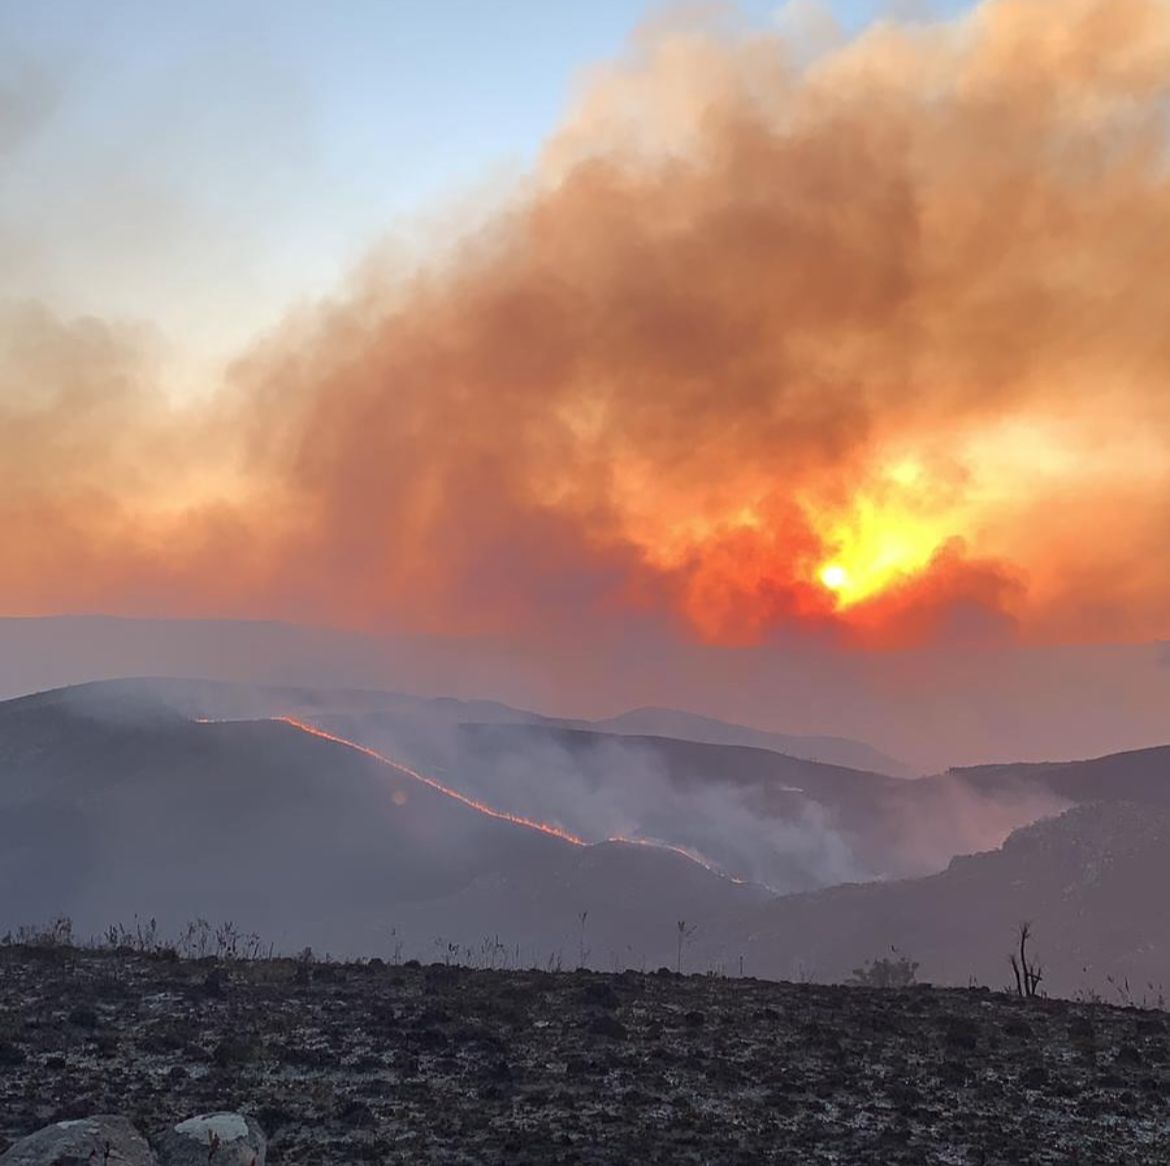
left=2, top=946, right=1169, bottom=1164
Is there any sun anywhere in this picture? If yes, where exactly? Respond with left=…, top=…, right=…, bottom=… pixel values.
left=819, top=563, right=849, bottom=592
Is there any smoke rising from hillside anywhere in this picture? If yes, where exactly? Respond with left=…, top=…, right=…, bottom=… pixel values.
left=4, top=0, right=1170, bottom=649
left=339, top=707, right=1074, bottom=891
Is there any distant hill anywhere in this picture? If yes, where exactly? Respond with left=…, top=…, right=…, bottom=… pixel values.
left=541, top=705, right=912, bottom=777
left=950, top=744, right=1170, bottom=807
left=5, top=679, right=1170, bottom=991
left=0, top=683, right=761, bottom=961
left=0, top=678, right=1076, bottom=893
left=0, top=679, right=928, bottom=891
left=7, top=614, right=1169, bottom=771
left=0, top=654, right=903, bottom=771
left=724, top=801, right=1170, bottom=996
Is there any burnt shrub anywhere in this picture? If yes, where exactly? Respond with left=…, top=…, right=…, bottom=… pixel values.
left=210, top=1035, right=260, bottom=1071
left=943, top=1016, right=980, bottom=1052
left=849, top=953, right=919, bottom=989
left=67, top=1005, right=98, bottom=1029
left=0, top=1042, right=26, bottom=1068
left=578, top=981, right=620, bottom=1010
left=588, top=1014, right=628, bottom=1041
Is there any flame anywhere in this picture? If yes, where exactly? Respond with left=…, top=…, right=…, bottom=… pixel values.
left=194, top=715, right=750, bottom=883
left=271, top=715, right=589, bottom=845
left=608, top=834, right=749, bottom=885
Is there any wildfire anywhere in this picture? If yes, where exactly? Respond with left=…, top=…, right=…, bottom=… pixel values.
left=194, top=715, right=750, bottom=884
left=271, top=716, right=589, bottom=846
left=608, top=834, right=748, bottom=885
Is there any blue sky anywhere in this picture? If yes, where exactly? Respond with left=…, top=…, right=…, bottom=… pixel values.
left=1, top=1, right=972, bottom=370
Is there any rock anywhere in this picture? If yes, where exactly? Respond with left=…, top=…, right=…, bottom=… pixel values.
left=154, top=1113, right=266, bottom=1166
left=0, top=1115, right=158, bottom=1165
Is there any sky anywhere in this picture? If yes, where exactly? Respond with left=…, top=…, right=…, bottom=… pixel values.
left=4, top=0, right=1170, bottom=663
left=1, top=0, right=968, bottom=368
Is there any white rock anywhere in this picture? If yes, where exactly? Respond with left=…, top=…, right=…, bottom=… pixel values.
left=154, top=1112, right=266, bottom=1166
left=0, top=1115, right=158, bottom=1165
left=174, top=1114, right=249, bottom=1142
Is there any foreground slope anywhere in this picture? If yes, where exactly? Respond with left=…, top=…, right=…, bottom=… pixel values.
left=2, top=947, right=1169, bottom=1165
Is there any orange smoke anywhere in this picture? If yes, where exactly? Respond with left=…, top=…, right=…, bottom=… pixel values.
left=5, top=0, right=1170, bottom=649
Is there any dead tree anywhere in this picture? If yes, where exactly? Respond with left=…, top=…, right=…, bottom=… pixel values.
left=676, top=920, right=697, bottom=974
left=1009, top=921, right=1043, bottom=998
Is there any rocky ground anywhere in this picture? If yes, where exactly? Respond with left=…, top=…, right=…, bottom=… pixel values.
left=1, top=945, right=1169, bottom=1164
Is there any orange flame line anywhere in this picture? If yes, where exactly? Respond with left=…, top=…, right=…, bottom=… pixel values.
left=608, top=834, right=747, bottom=885
left=194, top=714, right=750, bottom=883
left=270, top=715, right=589, bottom=846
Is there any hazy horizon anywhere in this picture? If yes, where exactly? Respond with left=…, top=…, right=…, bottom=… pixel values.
left=2, top=613, right=1167, bottom=773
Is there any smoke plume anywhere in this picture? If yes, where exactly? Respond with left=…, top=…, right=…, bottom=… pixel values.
left=5, top=0, right=1170, bottom=649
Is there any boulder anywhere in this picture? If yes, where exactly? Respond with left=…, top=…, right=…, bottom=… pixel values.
left=154, top=1113, right=266, bottom=1166
left=0, top=1115, right=158, bottom=1165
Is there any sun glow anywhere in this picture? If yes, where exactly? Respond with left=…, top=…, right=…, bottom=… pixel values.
left=819, top=563, right=849, bottom=591
left=608, top=449, right=970, bottom=636
left=813, top=507, right=950, bottom=606
left=806, top=455, right=966, bottom=608
left=811, top=500, right=955, bottom=607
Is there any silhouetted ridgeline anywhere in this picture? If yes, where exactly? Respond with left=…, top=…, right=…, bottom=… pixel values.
left=5, top=681, right=1170, bottom=993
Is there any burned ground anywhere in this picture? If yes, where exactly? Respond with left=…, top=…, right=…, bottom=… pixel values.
left=1, top=946, right=1168, bottom=1164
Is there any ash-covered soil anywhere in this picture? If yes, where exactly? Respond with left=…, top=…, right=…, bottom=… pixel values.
left=2, top=946, right=1169, bottom=1164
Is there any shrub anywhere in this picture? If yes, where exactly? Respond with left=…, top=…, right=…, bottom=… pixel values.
left=849, top=951, right=919, bottom=988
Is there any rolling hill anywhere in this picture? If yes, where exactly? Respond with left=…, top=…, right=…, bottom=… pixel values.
left=721, top=801, right=1170, bottom=996
left=0, top=683, right=762, bottom=961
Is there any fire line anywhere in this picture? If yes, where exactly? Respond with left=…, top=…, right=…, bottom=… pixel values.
left=274, top=715, right=589, bottom=846
left=194, top=714, right=749, bottom=883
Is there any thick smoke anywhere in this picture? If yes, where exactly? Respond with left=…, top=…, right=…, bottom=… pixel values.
left=405, top=725, right=870, bottom=892
left=5, top=0, right=1170, bottom=649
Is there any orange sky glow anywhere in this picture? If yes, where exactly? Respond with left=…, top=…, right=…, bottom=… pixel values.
left=3, top=0, right=1170, bottom=652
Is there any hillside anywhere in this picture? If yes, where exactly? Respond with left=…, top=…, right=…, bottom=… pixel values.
left=544, top=705, right=911, bottom=776
left=0, top=686, right=759, bottom=962
left=0, top=681, right=929, bottom=896
left=4, top=615, right=1170, bottom=772
left=725, top=802, right=1170, bottom=996
left=4, top=681, right=1170, bottom=989
left=952, top=744, right=1170, bottom=807
left=2, top=946, right=1169, bottom=1164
